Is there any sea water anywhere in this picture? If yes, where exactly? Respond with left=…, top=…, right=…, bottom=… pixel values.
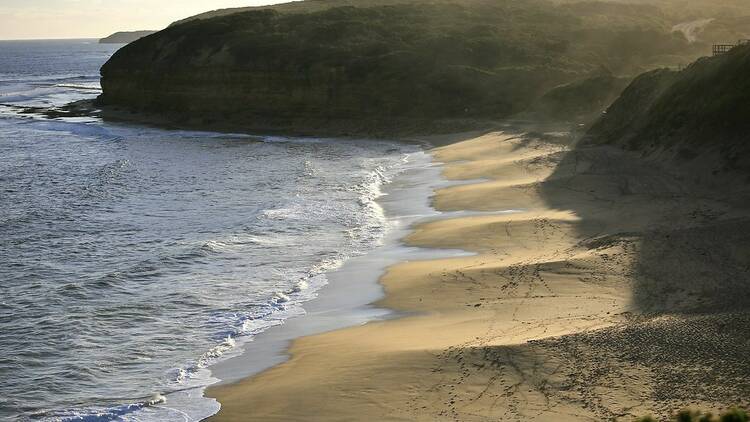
left=0, top=40, right=419, bottom=421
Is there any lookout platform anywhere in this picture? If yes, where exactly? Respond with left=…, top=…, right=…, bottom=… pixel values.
left=713, top=39, right=750, bottom=56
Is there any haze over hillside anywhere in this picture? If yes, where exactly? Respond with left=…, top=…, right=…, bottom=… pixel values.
left=99, top=0, right=731, bottom=135
left=172, top=0, right=750, bottom=25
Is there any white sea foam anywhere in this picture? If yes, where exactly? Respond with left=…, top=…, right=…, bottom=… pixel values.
left=197, top=336, right=236, bottom=367
left=145, top=393, right=167, bottom=406
left=54, top=83, right=102, bottom=91
left=200, top=240, right=229, bottom=253
left=261, top=206, right=302, bottom=220
left=290, top=280, right=309, bottom=293
left=273, top=292, right=291, bottom=304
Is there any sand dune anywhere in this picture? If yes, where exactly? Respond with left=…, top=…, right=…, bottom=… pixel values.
left=207, top=131, right=750, bottom=421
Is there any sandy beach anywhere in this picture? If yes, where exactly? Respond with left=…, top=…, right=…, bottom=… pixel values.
left=206, top=130, right=750, bottom=421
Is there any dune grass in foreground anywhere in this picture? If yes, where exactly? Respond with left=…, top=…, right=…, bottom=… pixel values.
left=638, top=408, right=748, bottom=422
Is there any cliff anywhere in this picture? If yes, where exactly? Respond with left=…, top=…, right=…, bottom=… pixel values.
left=99, top=31, right=157, bottom=44
left=171, top=0, right=750, bottom=26
left=99, top=0, right=705, bottom=136
left=169, top=0, right=407, bottom=26
left=585, top=44, right=750, bottom=174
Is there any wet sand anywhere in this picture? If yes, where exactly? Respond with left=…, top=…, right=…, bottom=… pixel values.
left=206, top=130, right=750, bottom=421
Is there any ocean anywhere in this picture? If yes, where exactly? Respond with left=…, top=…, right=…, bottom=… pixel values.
left=0, top=40, right=421, bottom=421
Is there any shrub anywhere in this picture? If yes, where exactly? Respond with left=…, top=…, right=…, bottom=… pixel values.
left=637, top=408, right=748, bottom=422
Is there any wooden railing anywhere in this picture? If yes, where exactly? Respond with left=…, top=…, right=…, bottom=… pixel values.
left=713, top=44, right=736, bottom=56
left=713, top=40, right=750, bottom=56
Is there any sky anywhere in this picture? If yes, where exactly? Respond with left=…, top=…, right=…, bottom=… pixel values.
left=0, top=0, right=286, bottom=40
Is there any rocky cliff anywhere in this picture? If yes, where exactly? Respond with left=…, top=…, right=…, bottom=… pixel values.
left=99, top=0, right=704, bottom=135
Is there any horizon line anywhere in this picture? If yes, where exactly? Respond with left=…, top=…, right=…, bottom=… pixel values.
left=0, top=31, right=160, bottom=42
left=0, top=37, right=101, bottom=42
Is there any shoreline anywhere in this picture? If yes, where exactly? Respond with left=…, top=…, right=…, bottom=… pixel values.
left=202, top=130, right=586, bottom=420
left=204, top=130, right=750, bottom=421
left=203, top=148, right=476, bottom=388
left=9, top=99, right=503, bottom=143
left=1, top=95, right=503, bottom=420
left=2, top=94, right=479, bottom=420
left=206, top=130, right=596, bottom=422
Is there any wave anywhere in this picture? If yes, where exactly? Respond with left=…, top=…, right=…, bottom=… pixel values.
left=58, top=403, right=149, bottom=422
left=155, top=128, right=260, bottom=141
left=39, top=393, right=169, bottom=422
left=261, top=205, right=303, bottom=220
left=150, top=153, right=409, bottom=401
left=199, top=240, right=229, bottom=254
left=9, top=79, right=100, bottom=92
left=166, top=252, right=349, bottom=382
left=290, top=280, right=309, bottom=293
left=0, top=74, right=93, bottom=84
left=53, top=83, right=101, bottom=91
left=196, top=336, right=236, bottom=369
left=241, top=233, right=295, bottom=246
left=169, top=150, right=416, bottom=398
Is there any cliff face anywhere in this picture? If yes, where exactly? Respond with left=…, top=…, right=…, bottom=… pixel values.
left=99, top=0, right=703, bottom=134
left=586, top=44, right=750, bottom=173
left=99, top=31, right=157, bottom=44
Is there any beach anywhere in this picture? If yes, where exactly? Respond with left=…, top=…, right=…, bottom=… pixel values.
left=207, top=130, right=750, bottom=421
left=4, top=2, right=750, bottom=420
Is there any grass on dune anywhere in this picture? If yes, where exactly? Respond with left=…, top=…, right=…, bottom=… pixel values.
left=638, top=408, right=749, bottom=422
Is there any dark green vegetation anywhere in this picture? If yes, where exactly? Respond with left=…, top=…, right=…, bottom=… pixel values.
left=585, top=44, right=750, bottom=174
left=99, top=0, right=723, bottom=135
left=174, top=0, right=750, bottom=28
left=170, top=0, right=409, bottom=26
left=523, top=69, right=630, bottom=121
left=99, top=31, right=157, bottom=44
left=638, top=408, right=749, bottom=422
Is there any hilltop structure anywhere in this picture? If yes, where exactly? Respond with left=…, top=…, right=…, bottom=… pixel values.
left=713, top=39, right=750, bottom=56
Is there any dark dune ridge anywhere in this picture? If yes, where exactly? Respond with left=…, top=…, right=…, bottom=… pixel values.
left=586, top=43, right=750, bottom=175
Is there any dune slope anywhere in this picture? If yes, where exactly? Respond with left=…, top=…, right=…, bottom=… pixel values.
left=586, top=44, right=750, bottom=175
